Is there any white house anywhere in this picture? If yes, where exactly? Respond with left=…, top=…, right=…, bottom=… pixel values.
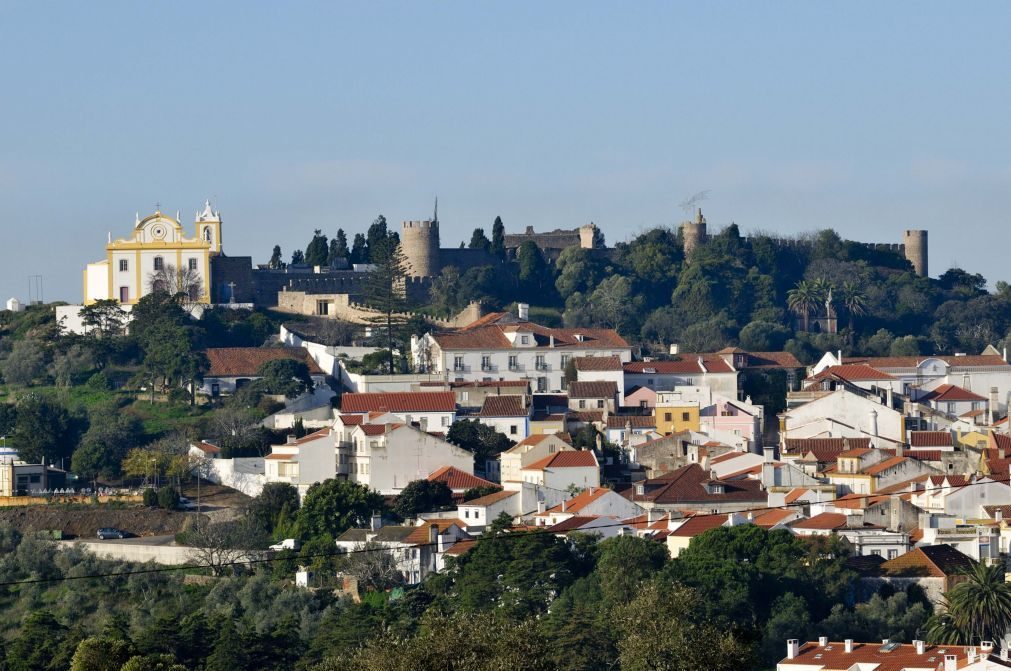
left=340, top=422, right=474, bottom=495
left=499, top=433, right=575, bottom=484
left=263, top=429, right=337, bottom=498
left=519, top=450, right=600, bottom=491
left=5, top=298, right=23, bottom=313
left=411, top=307, right=631, bottom=393
left=780, top=389, right=904, bottom=445
left=476, top=395, right=530, bottom=440
left=200, top=347, right=327, bottom=397
left=622, top=355, right=738, bottom=397
left=340, top=391, right=457, bottom=432
left=531, top=486, right=642, bottom=527
left=567, top=381, right=618, bottom=417
left=573, top=355, right=625, bottom=397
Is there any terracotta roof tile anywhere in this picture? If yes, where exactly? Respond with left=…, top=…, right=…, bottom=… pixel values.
left=752, top=508, right=796, bottom=527
left=546, top=516, right=603, bottom=533
left=741, top=351, right=804, bottom=369
left=783, top=438, right=872, bottom=457
left=338, top=414, right=364, bottom=425
left=862, top=455, right=908, bottom=475
left=403, top=520, right=467, bottom=546
left=341, top=391, right=456, bottom=414
left=807, top=364, right=895, bottom=383
left=569, top=410, right=604, bottom=423
left=921, top=383, right=987, bottom=403
left=428, top=466, right=497, bottom=492
left=623, top=356, right=734, bottom=375
left=358, top=423, right=401, bottom=436
left=205, top=347, right=325, bottom=378
left=572, top=356, right=623, bottom=371
left=478, top=395, right=528, bottom=417
left=784, top=640, right=978, bottom=670
left=605, top=415, right=656, bottom=429
left=524, top=450, right=599, bottom=471
left=191, top=441, right=220, bottom=454
left=540, top=486, right=610, bottom=514
left=568, top=381, right=618, bottom=399
left=433, top=319, right=629, bottom=351
left=670, top=514, right=730, bottom=537
left=842, top=354, right=1010, bottom=369
left=460, top=489, right=518, bottom=507
left=880, top=545, right=975, bottom=578
left=909, top=430, right=954, bottom=447
left=624, top=464, right=765, bottom=505
left=790, top=512, right=849, bottom=530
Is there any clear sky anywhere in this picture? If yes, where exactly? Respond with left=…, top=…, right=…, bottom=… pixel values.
left=1, top=1, right=1009, bottom=302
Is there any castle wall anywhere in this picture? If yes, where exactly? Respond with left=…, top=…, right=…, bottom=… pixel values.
left=401, top=220, right=440, bottom=278
left=209, top=255, right=255, bottom=304
left=903, top=230, right=928, bottom=277
left=438, top=248, right=504, bottom=273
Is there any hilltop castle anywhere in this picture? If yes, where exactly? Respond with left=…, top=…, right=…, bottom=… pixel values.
left=680, top=209, right=928, bottom=277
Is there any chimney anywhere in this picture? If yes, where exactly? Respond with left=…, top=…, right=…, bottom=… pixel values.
left=437, top=533, right=447, bottom=554
left=537, top=500, right=546, bottom=514
left=428, top=523, right=439, bottom=544
left=818, top=636, right=828, bottom=647
left=1001, top=647, right=1009, bottom=662
left=786, top=640, right=799, bottom=659
left=997, top=508, right=1004, bottom=523
left=837, top=350, right=843, bottom=365
left=561, top=499, right=568, bottom=512
left=991, top=387, right=1000, bottom=423
left=844, top=639, right=853, bottom=653
left=763, top=446, right=775, bottom=463
left=944, top=654, right=957, bottom=671
left=287, top=434, right=297, bottom=444
left=517, top=303, right=529, bottom=320
left=886, top=386, right=893, bottom=408
left=914, top=640, right=925, bottom=654
left=967, top=648, right=977, bottom=664
left=868, top=409, right=879, bottom=437
left=646, top=509, right=656, bottom=523
left=370, top=512, right=382, bottom=531
left=981, top=641, right=994, bottom=654
left=549, top=334, right=555, bottom=348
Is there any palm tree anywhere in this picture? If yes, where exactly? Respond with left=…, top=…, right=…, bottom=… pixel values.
left=787, top=280, right=819, bottom=331
left=927, top=562, right=1011, bottom=645
left=838, top=281, right=868, bottom=331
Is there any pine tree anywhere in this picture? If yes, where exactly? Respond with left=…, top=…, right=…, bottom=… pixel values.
left=491, top=216, right=505, bottom=256
left=350, top=234, right=367, bottom=264
left=331, top=229, right=350, bottom=263
left=268, top=245, right=284, bottom=269
left=304, top=229, right=329, bottom=267
left=290, top=249, right=305, bottom=265
left=469, top=228, right=491, bottom=251
left=363, top=243, right=410, bottom=374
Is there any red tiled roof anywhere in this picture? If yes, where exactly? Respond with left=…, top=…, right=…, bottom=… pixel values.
left=433, top=318, right=629, bottom=351
left=427, top=466, right=497, bottom=492
left=752, top=508, right=796, bottom=527
left=904, top=449, right=942, bottom=462
left=783, top=641, right=977, bottom=670
left=546, top=516, right=603, bottom=533
left=541, top=486, right=610, bottom=514
left=478, top=395, right=528, bottom=417
left=191, top=441, right=220, bottom=454
left=790, top=512, right=848, bottom=530
left=807, top=364, right=895, bottom=383
left=862, top=456, right=908, bottom=475
left=403, top=520, right=467, bottom=546
left=338, top=414, right=364, bottom=425
left=461, top=489, right=518, bottom=507
left=838, top=447, right=872, bottom=458
left=841, top=354, right=1010, bottom=369
left=670, top=514, right=730, bottom=537
left=623, top=464, right=765, bottom=505
left=265, top=452, right=295, bottom=460
left=909, top=430, right=953, bottom=447
left=524, top=450, right=599, bottom=471
left=921, top=383, right=987, bottom=403
left=341, top=391, right=456, bottom=414
left=568, top=411, right=604, bottom=423
left=205, top=347, right=325, bottom=378
left=784, top=488, right=811, bottom=504
left=568, top=381, right=618, bottom=399
left=276, top=428, right=331, bottom=446
left=623, top=356, right=735, bottom=375
left=572, top=356, right=623, bottom=371
left=741, top=351, right=804, bottom=369
left=358, top=423, right=401, bottom=436
left=880, top=545, right=975, bottom=578
left=605, top=415, right=655, bottom=429
left=783, top=438, right=872, bottom=456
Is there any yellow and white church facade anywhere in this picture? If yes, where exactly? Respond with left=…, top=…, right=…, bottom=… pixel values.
left=84, top=202, right=222, bottom=305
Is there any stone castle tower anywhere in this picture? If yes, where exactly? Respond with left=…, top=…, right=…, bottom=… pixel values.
left=681, top=208, right=708, bottom=260
left=902, top=229, right=928, bottom=277
left=401, top=219, right=440, bottom=278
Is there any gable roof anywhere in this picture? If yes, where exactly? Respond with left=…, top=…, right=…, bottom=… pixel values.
left=623, top=356, right=735, bottom=375
left=460, top=489, right=518, bottom=507
left=568, top=381, right=618, bottom=399
left=605, top=415, right=656, bottom=429
left=341, top=391, right=456, bottom=414
left=478, top=395, right=528, bottom=417
left=624, top=463, right=765, bottom=505
left=670, top=514, right=731, bottom=537
left=540, top=486, right=610, bottom=514
left=921, top=383, right=987, bottom=403
left=572, top=356, right=623, bottom=371
left=546, top=516, right=605, bottom=533
left=403, top=520, right=467, bottom=546
left=790, top=512, right=849, bottom=531
left=908, top=430, right=954, bottom=448
left=191, top=440, right=221, bottom=455
left=880, top=545, right=976, bottom=578
left=279, top=427, right=331, bottom=446
left=524, top=450, right=599, bottom=471
left=205, top=347, right=325, bottom=378
left=512, top=432, right=572, bottom=449
left=841, top=353, right=1010, bottom=369
left=428, top=466, right=497, bottom=492
left=807, top=364, right=896, bottom=383
left=738, top=351, right=804, bottom=369
left=432, top=318, right=629, bottom=351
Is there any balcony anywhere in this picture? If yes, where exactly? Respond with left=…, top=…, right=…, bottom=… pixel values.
left=453, top=364, right=468, bottom=373
left=481, top=363, right=497, bottom=372
left=508, top=363, right=523, bottom=372
left=535, top=362, right=550, bottom=371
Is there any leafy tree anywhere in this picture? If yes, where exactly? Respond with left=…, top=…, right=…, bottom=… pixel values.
left=120, top=655, right=186, bottom=671
left=129, top=291, right=187, bottom=346
left=254, top=358, right=314, bottom=398
left=247, top=482, right=300, bottom=535
left=157, top=486, right=180, bottom=510
left=268, top=245, right=284, bottom=269
left=331, top=229, right=350, bottom=263
left=787, top=280, right=820, bottom=331
left=838, top=280, right=868, bottom=331
left=362, top=242, right=410, bottom=374
left=298, top=479, right=386, bottom=539
left=516, top=240, right=551, bottom=303
left=613, top=580, right=755, bottom=671
left=305, top=229, right=329, bottom=267
left=350, top=233, right=368, bottom=264
left=446, top=419, right=514, bottom=469
left=555, top=246, right=605, bottom=300
left=393, top=480, right=454, bottom=519
left=461, top=485, right=501, bottom=502
left=70, top=636, right=133, bottom=671
left=469, top=228, right=491, bottom=251
left=938, top=267, right=987, bottom=295
left=78, top=299, right=128, bottom=337
left=71, top=408, right=143, bottom=481
left=366, top=214, right=399, bottom=262
left=339, top=541, right=406, bottom=592
left=290, top=249, right=306, bottom=265
left=759, top=593, right=813, bottom=664
left=428, top=266, right=465, bottom=317
left=819, top=591, right=930, bottom=646
left=927, top=562, right=1011, bottom=644
left=491, top=216, right=505, bottom=257
left=595, top=535, right=668, bottom=608
left=49, top=344, right=96, bottom=387
left=204, top=619, right=249, bottom=671
left=7, top=610, right=75, bottom=671
left=1, top=339, right=47, bottom=386
left=147, top=263, right=203, bottom=302
left=739, top=320, right=791, bottom=352
left=12, top=394, right=78, bottom=465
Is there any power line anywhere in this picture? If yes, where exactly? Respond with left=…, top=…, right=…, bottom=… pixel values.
left=1, top=473, right=1004, bottom=587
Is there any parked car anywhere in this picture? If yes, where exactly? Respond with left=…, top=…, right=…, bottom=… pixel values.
left=97, top=527, right=126, bottom=540
left=268, top=538, right=301, bottom=551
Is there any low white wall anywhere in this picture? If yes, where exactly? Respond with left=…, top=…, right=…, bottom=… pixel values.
left=62, top=540, right=199, bottom=566
left=204, top=457, right=266, bottom=497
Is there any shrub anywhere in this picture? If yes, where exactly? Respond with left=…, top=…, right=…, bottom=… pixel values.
left=167, top=388, right=190, bottom=404
left=142, top=489, right=158, bottom=507
left=84, top=372, right=111, bottom=391
left=157, top=487, right=180, bottom=510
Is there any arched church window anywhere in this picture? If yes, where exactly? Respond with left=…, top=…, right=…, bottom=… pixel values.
left=154, top=256, right=164, bottom=271
left=204, top=228, right=211, bottom=241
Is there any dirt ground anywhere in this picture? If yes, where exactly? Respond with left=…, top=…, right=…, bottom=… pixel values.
left=0, top=506, right=200, bottom=539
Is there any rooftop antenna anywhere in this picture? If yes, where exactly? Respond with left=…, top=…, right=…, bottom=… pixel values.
left=433, top=196, right=438, bottom=224
left=27, top=275, right=43, bottom=306
left=678, top=190, right=710, bottom=216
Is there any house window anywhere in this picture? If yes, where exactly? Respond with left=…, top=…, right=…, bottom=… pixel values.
left=597, top=400, right=604, bottom=409
left=521, top=335, right=529, bottom=345
left=204, top=228, right=212, bottom=241
left=871, top=550, right=881, bottom=557
left=441, top=416, right=450, bottom=427
left=535, top=355, right=546, bottom=371
left=537, top=377, right=547, bottom=392
left=118, top=259, right=128, bottom=272
left=579, top=400, right=586, bottom=409
left=888, top=549, right=898, bottom=559
left=664, top=413, right=672, bottom=421
left=560, top=355, right=571, bottom=368
left=647, top=378, right=654, bottom=386
left=481, top=355, right=492, bottom=371
left=510, top=425, right=518, bottom=435
left=454, top=356, right=465, bottom=372
left=153, top=256, right=164, bottom=271
left=316, top=300, right=329, bottom=316
left=188, top=258, right=198, bottom=271
left=508, top=355, right=518, bottom=370
left=464, top=510, right=469, bottom=519
left=639, top=401, right=648, bottom=409
left=681, top=412, right=690, bottom=422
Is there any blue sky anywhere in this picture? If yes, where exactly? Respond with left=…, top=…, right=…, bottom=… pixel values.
left=1, top=1, right=1009, bottom=302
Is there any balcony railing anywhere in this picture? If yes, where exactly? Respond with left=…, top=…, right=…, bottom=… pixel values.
left=508, top=362, right=522, bottom=371
left=535, top=362, right=550, bottom=371
left=481, top=363, right=496, bottom=372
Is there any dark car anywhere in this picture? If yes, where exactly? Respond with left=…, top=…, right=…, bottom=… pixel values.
left=97, top=527, right=126, bottom=540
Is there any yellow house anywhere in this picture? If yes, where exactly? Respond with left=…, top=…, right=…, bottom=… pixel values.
left=84, top=202, right=222, bottom=306
left=655, top=394, right=700, bottom=435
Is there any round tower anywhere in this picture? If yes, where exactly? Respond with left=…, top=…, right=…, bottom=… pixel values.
left=902, top=229, right=928, bottom=277
left=681, top=208, right=708, bottom=260
left=400, top=219, right=440, bottom=277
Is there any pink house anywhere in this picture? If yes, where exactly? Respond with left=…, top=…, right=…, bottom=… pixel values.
left=624, top=386, right=657, bottom=410
left=699, top=398, right=762, bottom=451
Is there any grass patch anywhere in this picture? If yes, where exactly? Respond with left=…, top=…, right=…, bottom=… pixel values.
left=125, top=398, right=212, bottom=437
